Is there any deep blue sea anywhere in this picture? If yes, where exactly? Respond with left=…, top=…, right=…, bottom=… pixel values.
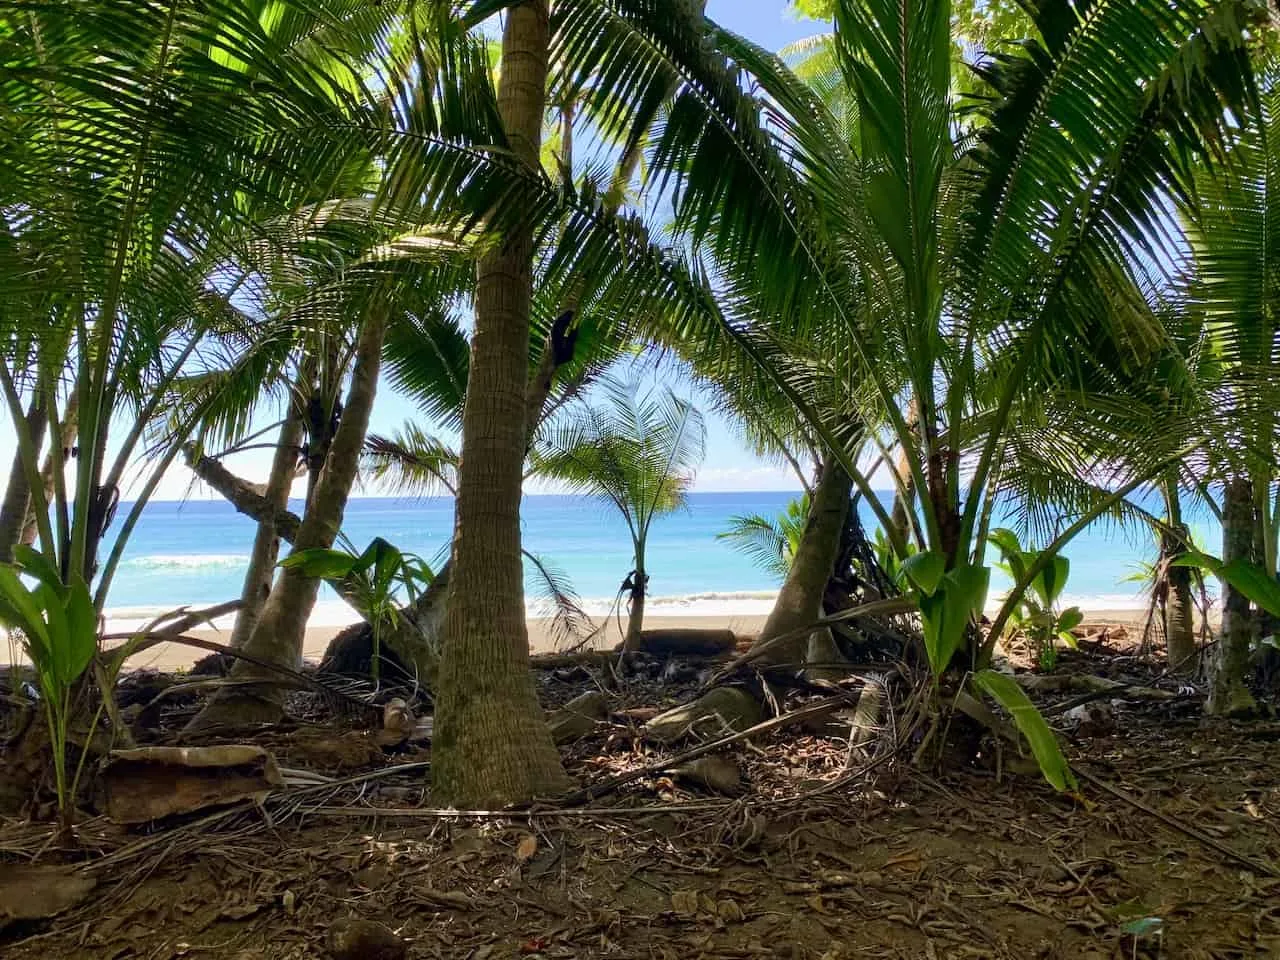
left=100, top=492, right=1221, bottom=626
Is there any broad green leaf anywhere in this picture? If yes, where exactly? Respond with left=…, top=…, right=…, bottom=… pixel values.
left=13, top=545, right=64, bottom=594
left=947, top=564, right=991, bottom=621
left=918, top=564, right=990, bottom=676
left=1057, top=606, right=1083, bottom=633
left=974, top=669, right=1077, bottom=792
left=1169, top=551, right=1223, bottom=574
left=280, top=549, right=358, bottom=579
left=369, top=538, right=403, bottom=593
left=987, top=527, right=1022, bottom=559
left=35, top=580, right=73, bottom=688
left=1032, top=554, right=1070, bottom=608
left=902, top=550, right=946, bottom=595
left=354, top=538, right=384, bottom=575
left=917, top=590, right=950, bottom=675
left=1218, top=559, right=1280, bottom=619
left=1057, top=606, right=1083, bottom=647
left=1174, top=554, right=1280, bottom=618
left=0, top=566, right=51, bottom=651
left=63, top=577, right=98, bottom=683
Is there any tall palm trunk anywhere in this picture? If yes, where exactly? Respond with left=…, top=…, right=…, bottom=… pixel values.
left=753, top=459, right=852, bottom=667
left=0, top=396, right=48, bottom=561
left=186, top=309, right=388, bottom=731
left=1163, top=529, right=1197, bottom=671
left=1208, top=476, right=1259, bottom=715
left=432, top=0, right=570, bottom=807
left=228, top=411, right=303, bottom=650
left=889, top=397, right=918, bottom=547
left=22, top=389, right=78, bottom=547
left=1161, top=480, right=1196, bottom=671
left=623, top=554, right=646, bottom=652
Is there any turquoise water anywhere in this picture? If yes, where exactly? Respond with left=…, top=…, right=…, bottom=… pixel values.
left=99, top=492, right=1220, bottom=624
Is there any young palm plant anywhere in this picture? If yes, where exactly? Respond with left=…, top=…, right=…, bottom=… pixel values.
left=599, top=0, right=1261, bottom=787
left=532, top=376, right=706, bottom=651
left=719, top=494, right=811, bottom=582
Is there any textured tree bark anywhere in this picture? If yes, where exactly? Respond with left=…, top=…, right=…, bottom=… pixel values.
left=188, top=452, right=301, bottom=542
left=185, top=308, right=389, bottom=731
left=1162, top=525, right=1197, bottom=672
left=188, top=444, right=446, bottom=680
left=1208, top=477, right=1259, bottom=716
left=751, top=459, right=852, bottom=668
left=431, top=0, right=570, bottom=807
left=0, top=397, right=47, bottom=562
left=22, top=390, right=78, bottom=548
left=622, top=559, right=646, bottom=652
left=228, top=412, right=303, bottom=650
left=889, top=397, right=918, bottom=547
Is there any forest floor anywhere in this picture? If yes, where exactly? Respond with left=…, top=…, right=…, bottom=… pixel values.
left=2, top=630, right=1279, bottom=960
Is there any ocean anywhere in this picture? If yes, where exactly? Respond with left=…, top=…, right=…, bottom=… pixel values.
left=97, top=492, right=1221, bottom=628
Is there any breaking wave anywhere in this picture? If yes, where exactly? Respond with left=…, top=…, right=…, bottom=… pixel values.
left=121, top=554, right=248, bottom=573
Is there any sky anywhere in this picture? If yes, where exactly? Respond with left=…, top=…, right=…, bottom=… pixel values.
left=3, top=2, right=828, bottom=504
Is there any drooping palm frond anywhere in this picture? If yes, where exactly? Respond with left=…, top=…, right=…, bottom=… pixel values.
left=718, top=493, right=811, bottom=582
left=523, top=550, right=596, bottom=652
left=363, top=422, right=460, bottom=497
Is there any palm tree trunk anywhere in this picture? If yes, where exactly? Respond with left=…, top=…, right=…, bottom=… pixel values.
left=889, top=397, right=917, bottom=547
left=752, top=459, right=852, bottom=667
left=1164, top=542, right=1197, bottom=671
left=228, top=412, right=303, bottom=650
left=186, top=309, right=389, bottom=731
left=0, top=396, right=48, bottom=562
left=623, top=556, right=646, bottom=652
left=1208, top=476, right=1258, bottom=715
left=22, top=389, right=78, bottom=548
left=432, top=0, right=570, bottom=807
left=1161, top=480, right=1196, bottom=671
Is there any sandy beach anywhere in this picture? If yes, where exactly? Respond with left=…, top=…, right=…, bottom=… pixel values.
left=106, top=608, right=1155, bottom=674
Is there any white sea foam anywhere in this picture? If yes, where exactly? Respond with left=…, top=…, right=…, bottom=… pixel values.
left=102, top=588, right=1153, bottom=638
left=121, top=554, right=248, bottom=572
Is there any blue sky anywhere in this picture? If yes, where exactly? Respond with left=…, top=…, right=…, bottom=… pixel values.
left=4, top=2, right=826, bottom=503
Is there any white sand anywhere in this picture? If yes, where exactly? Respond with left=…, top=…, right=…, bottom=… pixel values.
left=104, top=608, right=1157, bottom=674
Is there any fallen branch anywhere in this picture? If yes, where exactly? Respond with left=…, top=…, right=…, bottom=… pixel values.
left=1072, top=765, right=1280, bottom=878
left=100, top=633, right=381, bottom=726
left=1142, top=755, right=1255, bottom=777
left=705, top=597, right=916, bottom=687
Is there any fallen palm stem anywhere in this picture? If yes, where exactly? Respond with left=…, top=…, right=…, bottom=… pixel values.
left=705, top=597, right=916, bottom=686
left=1072, top=765, right=1280, bottom=878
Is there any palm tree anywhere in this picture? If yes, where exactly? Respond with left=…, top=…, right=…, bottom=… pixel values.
left=606, top=0, right=1260, bottom=785
left=1173, top=66, right=1280, bottom=712
left=533, top=376, right=705, bottom=650
left=431, top=0, right=572, bottom=807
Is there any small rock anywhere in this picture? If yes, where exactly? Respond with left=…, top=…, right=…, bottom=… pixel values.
left=660, top=661, right=697, bottom=684
left=377, top=699, right=414, bottom=746
left=1064, top=701, right=1115, bottom=737
left=670, top=890, right=700, bottom=917
left=327, top=918, right=406, bottom=960
left=644, top=687, right=763, bottom=743
left=547, top=691, right=609, bottom=744
left=670, top=756, right=742, bottom=795
left=0, top=865, right=96, bottom=924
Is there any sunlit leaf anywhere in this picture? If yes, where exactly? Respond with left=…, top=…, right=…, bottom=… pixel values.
left=974, top=669, right=1077, bottom=792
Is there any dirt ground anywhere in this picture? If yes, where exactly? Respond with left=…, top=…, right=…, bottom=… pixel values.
left=2, top=631, right=1279, bottom=960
